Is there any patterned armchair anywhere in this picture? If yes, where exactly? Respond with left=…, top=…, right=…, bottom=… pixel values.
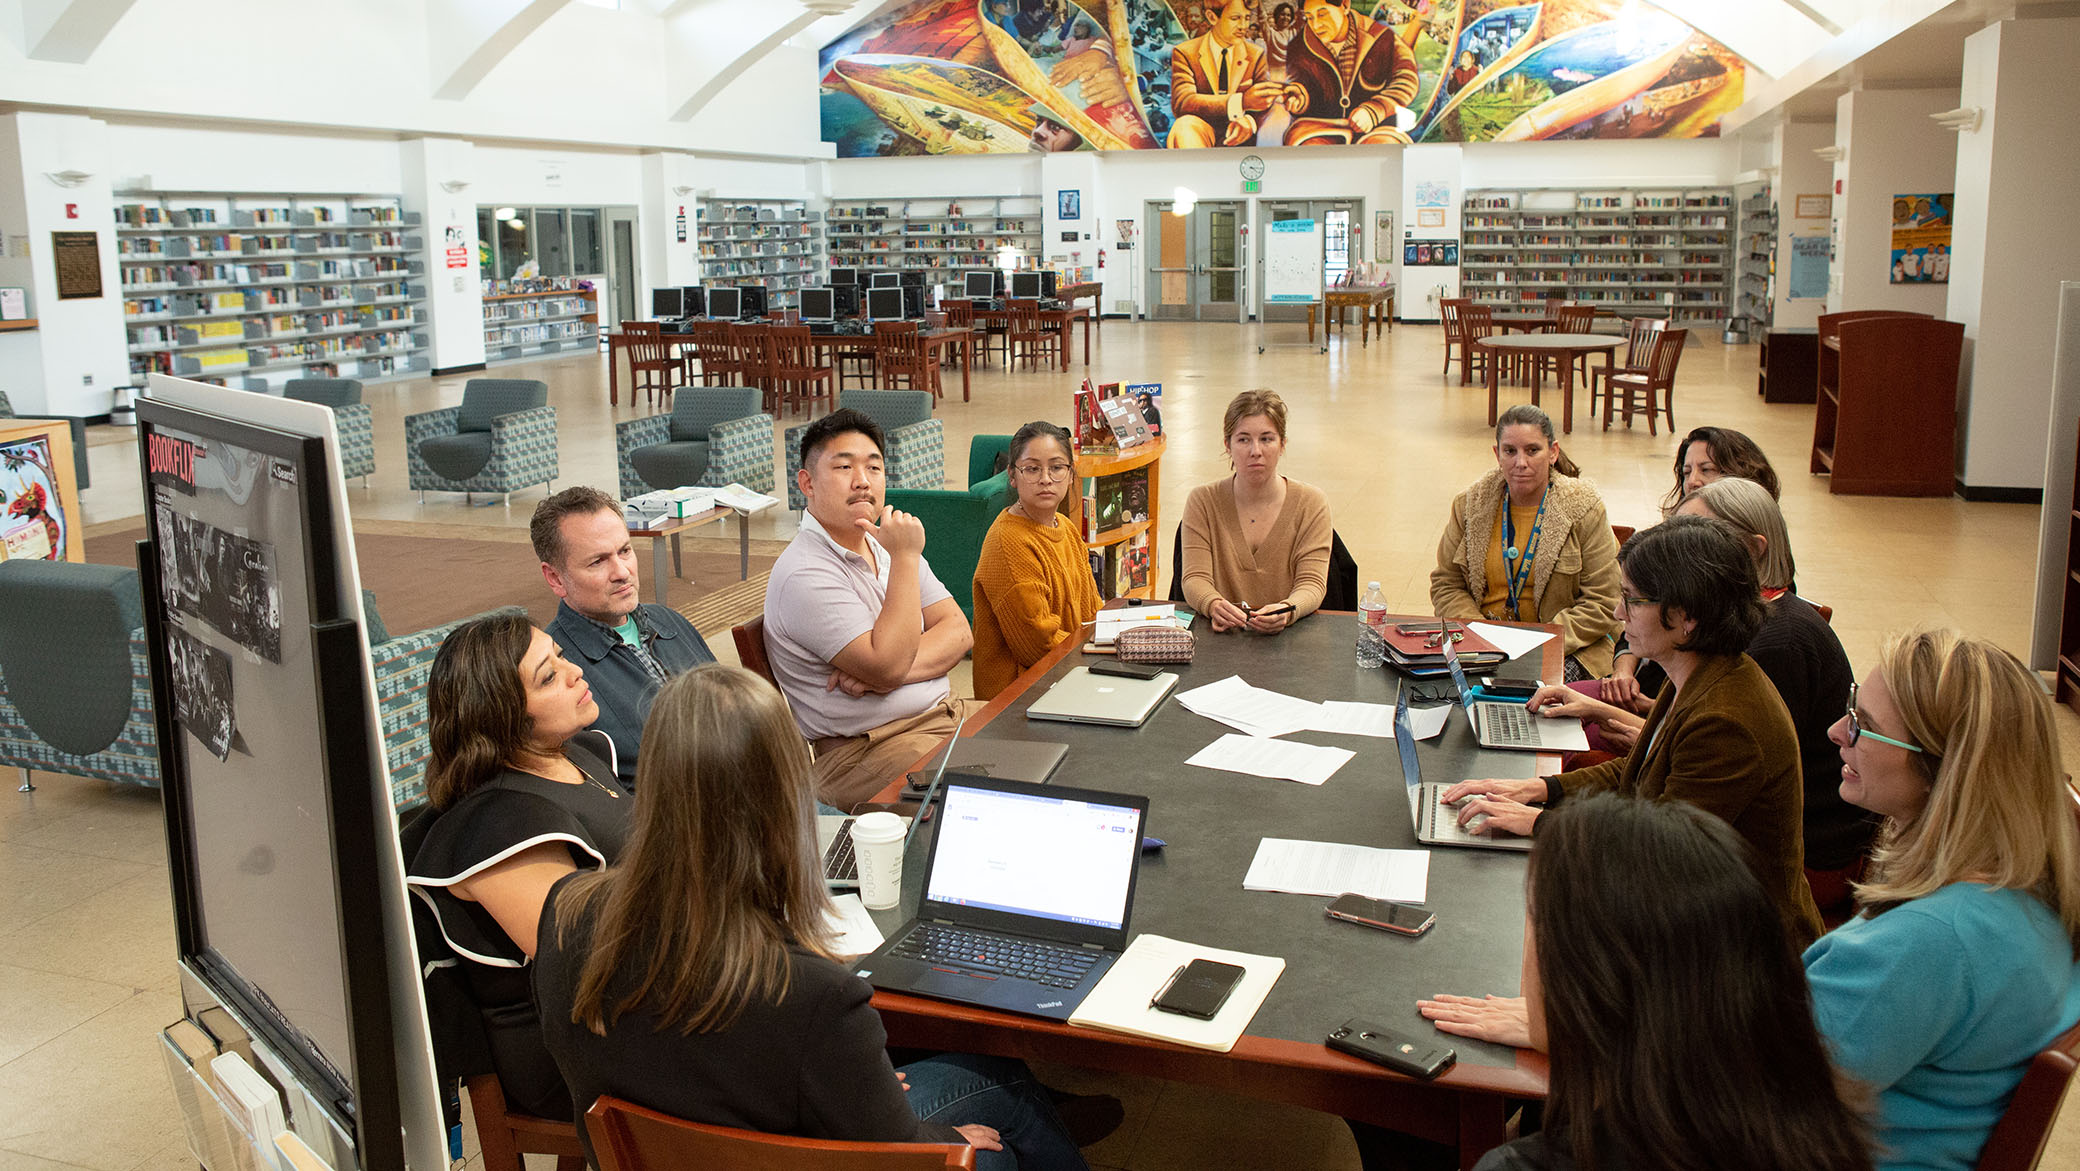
left=283, top=378, right=375, bottom=484
left=405, top=379, right=557, bottom=502
left=0, top=561, right=159, bottom=791
left=614, top=386, right=775, bottom=502
left=784, top=389, right=944, bottom=510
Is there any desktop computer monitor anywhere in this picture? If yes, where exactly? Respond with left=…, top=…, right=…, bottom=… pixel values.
left=706, top=285, right=742, bottom=321
left=1009, top=271, right=1042, bottom=300
left=963, top=270, right=996, bottom=299
left=800, top=287, right=835, bottom=323
left=680, top=286, right=706, bottom=319
left=900, top=285, right=925, bottom=319
left=870, top=271, right=902, bottom=289
left=740, top=285, right=769, bottom=320
left=898, top=270, right=926, bottom=289
left=830, top=267, right=859, bottom=287
left=651, top=287, right=684, bottom=318
left=866, top=286, right=905, bottom=322
left=1041, top=270, right=1060, bottom=298
left=833, top=284, right=861, bottom=318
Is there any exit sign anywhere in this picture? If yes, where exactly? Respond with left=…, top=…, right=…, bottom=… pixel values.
left=1243, top=180, right=1261, bottom=193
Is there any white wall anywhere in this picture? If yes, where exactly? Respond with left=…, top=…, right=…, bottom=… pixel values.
left=1827, top=86, right=1958, bottom=315
left=1771, top=119, right=1835, bottom=331
left=1947, top=17, right=2080, bottom=494
left=2, top=113, right=130, bottom=417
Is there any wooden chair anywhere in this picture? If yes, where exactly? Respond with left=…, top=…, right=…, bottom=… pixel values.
left=941, top=299, right=997, bottom=368
left=732, top=616, right=778, bottom=690
left=587, top=1095, right=975, bottom=1171
left=1588, top=316, right=1666, bottom=422
left=769, top=324, right=834, bottom=417
left=622, top=322, right=685, bottom=408
left=731, top=323, right=777, bottom=408
left=1975, top=1017, right=2080, bottom=1171
left=1598, top=327, right=1687, bottom=435
left=1459, top=304, right=1495, bottom=388
left=1441, top=298, right=1477, bottom=382
left=1530, top=304, right=1601, bottom=389
left=465, top=1075, right=585, bottom=1171
left=687, top=321, right=742, bottom=387
left=873, top=321, right=939, bottom=401
left=1611, top=524, right=1636, bottom=547
left=1005, top=298, right=1059, bottom=371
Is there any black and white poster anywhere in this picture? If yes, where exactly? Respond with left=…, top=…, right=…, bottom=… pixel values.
left=152, top=503, right=283, bottom=663
left=166, top=622, right=238, bottom=762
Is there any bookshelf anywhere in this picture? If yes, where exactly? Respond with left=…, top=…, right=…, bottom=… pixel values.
left=481, top=281, right=597, bottom=362
left=1736, top=185, right=1776, bottom=329
left=1071, top=439, right=1164, bottom=602
left=1460, top=186, right=1734, bottom=325
left=825, top=196, right=1045, bottom=284
left=115, top=193, right=428, bottom=390
left=1810, top=310, right=1961, bottom=496
left=698, top=198, right=822, bottom=313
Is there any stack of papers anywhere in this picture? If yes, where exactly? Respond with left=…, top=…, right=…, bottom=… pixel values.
left=822, top=893, right=885, bottom=959
left=1069, top=934, right=1285, bottom=1052
left=1175, top=675, right=1324, bottom=738
left=1243, top=838, right=1431, bottom=902
left=1186, top=733, right=1354, bottom=786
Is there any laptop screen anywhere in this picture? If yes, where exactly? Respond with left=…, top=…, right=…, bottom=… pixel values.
left=1443, top=633, right=1479, bottom=730
left=1394, top=686, right=1421, bottom=789
left=925, top=783, right=1142, bottom=931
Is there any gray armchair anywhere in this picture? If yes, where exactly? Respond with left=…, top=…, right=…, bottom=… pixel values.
left=614, top=386, right=775, bottom=501
left=283, top=378, right=374, bottom=485
left=405, top=379, right=558, bottom=503
left=784, top=389, right=945, bottom=510
left=0, top=561, right=159, bottom=791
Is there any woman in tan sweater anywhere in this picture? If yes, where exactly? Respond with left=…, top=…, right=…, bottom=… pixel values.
left=971, top=421, right=1103, bottom=699
left=1180, top=389, right=1332, bottom=635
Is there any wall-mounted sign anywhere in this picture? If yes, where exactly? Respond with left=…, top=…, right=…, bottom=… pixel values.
left=1058, top=190, right=1081, bottom=220
left=1794, top=193, right=1830, bottom=218
left=51, top=231, right=102, bottom=300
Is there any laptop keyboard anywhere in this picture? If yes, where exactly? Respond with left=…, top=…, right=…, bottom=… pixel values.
left=889, top=924, right=1099, bottom=988
left=1422, top=785, right=1495, bottom=842
left=823, top=819, right=858, bottom=882
left=1482, top=702, right=1540, bottom=747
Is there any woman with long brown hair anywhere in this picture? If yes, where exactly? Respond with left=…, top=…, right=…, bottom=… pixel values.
left=531, top=665, right=1090, bottom=1169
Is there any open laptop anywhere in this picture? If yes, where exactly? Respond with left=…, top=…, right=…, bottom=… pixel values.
left=1397, top=685, right=1532, bottom=852
left=1025, top=666, right=1177, bottom=728
left=856, top=774, right=1150, bottom=1021
left=819, top=708, right=967, bottom=889
left=1443, top=636, right=1588, bottom=752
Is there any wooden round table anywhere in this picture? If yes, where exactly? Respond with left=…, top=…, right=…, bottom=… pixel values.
left=1476, top=333, right=1624, bottom=433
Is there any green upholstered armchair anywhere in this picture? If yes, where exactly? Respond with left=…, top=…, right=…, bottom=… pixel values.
left=614, top=386, right=775, bottom=502
left=0, top=561, right=159, bottom=791
left=405, top=379, right=558, bottom=503
left=283, top=378, right=375, bottom=485
left=885, top=434, right=1013, bottom=621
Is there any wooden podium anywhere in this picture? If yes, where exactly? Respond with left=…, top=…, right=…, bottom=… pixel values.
left=1811, top=311, right=1962, bottom=496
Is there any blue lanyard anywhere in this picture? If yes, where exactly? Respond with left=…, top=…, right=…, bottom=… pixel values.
left=1500, top=486, right=1548, bottom=620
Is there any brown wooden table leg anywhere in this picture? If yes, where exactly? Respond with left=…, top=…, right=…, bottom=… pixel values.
left=1081, top=313, right=1091, bottom=366
left=608, top=337, right=619, bottom=406
left=1485, top=343, right=1501, bottom=425
left=1307, top=304, right=1317, bottom=343
left=962, top=335, right=972, bottom=401
left=1559, top=350, right=1575, bottom=434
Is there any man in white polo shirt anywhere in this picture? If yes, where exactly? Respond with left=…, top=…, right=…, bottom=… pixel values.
left=763, top=408, right=975, bottom=811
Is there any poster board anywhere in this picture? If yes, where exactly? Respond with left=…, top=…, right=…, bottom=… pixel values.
left=0, top=417, right=82, bottom=563
left=1265, top=219, right=1322, bottom=304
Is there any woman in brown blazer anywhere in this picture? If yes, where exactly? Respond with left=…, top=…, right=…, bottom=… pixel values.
left=1436, top=515, right=1825, bottom=951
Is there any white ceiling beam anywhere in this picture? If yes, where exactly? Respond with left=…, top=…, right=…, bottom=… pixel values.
left=665, top=4, right=822, bottom=122
left=1720, top=0, right=1956, bottom=132
left=426, top=0, right=572, bottom=102
left=1641, top=0, right=1832, bottom=78
left=19, top=0, right=138, bottom=63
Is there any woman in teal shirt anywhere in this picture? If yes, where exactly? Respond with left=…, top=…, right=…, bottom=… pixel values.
left=1805, top=629, right=2080, bottom=1170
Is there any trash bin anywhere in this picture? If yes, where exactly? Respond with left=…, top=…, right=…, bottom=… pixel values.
left=1722, top=316, right=1751, bottom=345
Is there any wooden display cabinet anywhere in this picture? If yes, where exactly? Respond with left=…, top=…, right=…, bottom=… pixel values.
left=1070, top=438, right=1163, bottom=601
left=1811, top=310, right=1961, bottom=496
left=1757, top=328, right=1818, bottom=403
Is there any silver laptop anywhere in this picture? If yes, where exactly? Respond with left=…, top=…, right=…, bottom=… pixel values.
left=1024, top=666, right=1178, bottom=728
left=1443, top=636, right=1587, bottom=753
left=1397, top=686, right=1532, bottom=852
left=907, top=739, right=1069, bottom=789
left=818, top=707, right=967, bottom=888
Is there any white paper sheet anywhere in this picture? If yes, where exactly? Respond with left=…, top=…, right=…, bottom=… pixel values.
left=1406, top=703, right=1454, bottom=741
left=1242, top=837, right=1431, bottom=902
left=1174, top=675, right=1324, bottom=739
left=1068, top=933, right=1286, bottom=1053
left=1467, top=621, right=1556, bottom=663
left=1307, top=700, right=1398, bottom=738
left=822, top=893, right=885, bottom=959
left=1186, top=734, right=1355, bottom=786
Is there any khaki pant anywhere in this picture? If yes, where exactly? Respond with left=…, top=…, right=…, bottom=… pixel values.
left=811, top=696, right=980, bottom=814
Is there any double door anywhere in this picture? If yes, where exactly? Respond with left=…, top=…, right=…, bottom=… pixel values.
left=1259, top=199, right=1360, bottom=323
left=1145, top=200, right=1246, bottom=322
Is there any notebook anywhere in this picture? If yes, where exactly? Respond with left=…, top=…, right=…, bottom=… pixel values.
left=855, top=775, right=1150, bottom=1021
left=1397, top=686, right=1533, bottom=852
left=1025, top=666, right=1178, bottom=728
left=1443, top=636, right=1588, bottom=752
left=819, top=707, right=967, bottom=888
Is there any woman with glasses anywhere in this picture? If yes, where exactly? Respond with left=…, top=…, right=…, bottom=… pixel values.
left=1804, top=629, right=2080, bottom=1171
left=1180, top=389, right=1331, bottom=635
left=971, top=420, right=1104, bottom=699
left=1432, top=515, right=1825, bottom=961
left=1431, top=404, right=1620, bottom=681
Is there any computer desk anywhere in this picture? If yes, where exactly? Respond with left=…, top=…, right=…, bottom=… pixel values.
left=863, top=613, right=1559, bottom=1167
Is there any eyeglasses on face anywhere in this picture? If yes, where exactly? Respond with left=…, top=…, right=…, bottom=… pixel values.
left=1619, top=594, right=1658, bottom=609
left=1845, top=682, right=1926, bottom=754
left=1014, top=462, right=1074, bottom=482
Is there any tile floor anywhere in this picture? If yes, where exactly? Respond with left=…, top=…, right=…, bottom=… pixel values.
left=11, top=317, right=2078, bottom=1170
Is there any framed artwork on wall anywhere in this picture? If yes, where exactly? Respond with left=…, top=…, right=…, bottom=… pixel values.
left=1059, top=190, right=1081, bottom=220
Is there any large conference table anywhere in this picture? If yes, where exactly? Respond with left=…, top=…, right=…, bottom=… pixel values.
left=864, top=612, right=1559, bottom=1167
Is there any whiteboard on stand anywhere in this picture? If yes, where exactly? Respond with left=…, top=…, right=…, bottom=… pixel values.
left=1265, top=219, right=1322, bottom=304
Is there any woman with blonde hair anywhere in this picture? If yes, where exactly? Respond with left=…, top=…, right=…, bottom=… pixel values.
left=532, top=665, right=1090, bottom=1169
left=1805, top=629, right=2080, bottom=1170
left=1180, top=388, right=1332, bottom=634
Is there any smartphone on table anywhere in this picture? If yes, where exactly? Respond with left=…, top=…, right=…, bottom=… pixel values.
left=1325, top=894, right=1436, bottom=937
left=1150, top=958, right=1246, bottom=1019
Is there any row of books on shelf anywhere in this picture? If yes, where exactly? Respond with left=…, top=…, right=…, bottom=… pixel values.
left=483, top=276, right=582, bottom=296
left=1090, top=532, right=1152, bottom=600
left=491, top=321, right=594, bottom=345
left=483, top=296, right=593, bottom=322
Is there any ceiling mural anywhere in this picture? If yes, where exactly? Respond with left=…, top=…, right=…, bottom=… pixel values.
left=817, top=0, right=1747, bottom=156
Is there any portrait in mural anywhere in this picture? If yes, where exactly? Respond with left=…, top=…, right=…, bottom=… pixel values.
left=818, top=0, right=1746, bottom=157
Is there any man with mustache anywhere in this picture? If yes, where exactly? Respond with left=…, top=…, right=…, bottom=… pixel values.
left=764, top=409, right=975, bottom=812
left=1280, top=0, right=1416, bottom=145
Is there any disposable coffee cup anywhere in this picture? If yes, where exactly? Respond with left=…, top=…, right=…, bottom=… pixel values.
left=850, top=811, right=907, bottom=910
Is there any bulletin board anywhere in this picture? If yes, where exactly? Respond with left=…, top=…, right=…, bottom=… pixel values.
left=1265, top=219, right=1323, bottom=304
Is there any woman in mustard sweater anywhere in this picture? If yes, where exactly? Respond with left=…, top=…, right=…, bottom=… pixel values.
left=971, top=421, right=1103, bottom=700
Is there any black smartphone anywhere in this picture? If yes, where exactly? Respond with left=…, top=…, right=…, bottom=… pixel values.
left=1326, top=1020, right=1456, bottom=1079
left=1090, top=658, right=1164, bottom=680
left=1325, top=894, right=1436, bottom=937
left=1483, top=673, right=1541, bottom=700
left=1150, top=959, right=1246, bottom=1020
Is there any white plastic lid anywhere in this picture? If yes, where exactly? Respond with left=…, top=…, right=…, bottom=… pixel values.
left=1366, top=581, right=1381, bottom=589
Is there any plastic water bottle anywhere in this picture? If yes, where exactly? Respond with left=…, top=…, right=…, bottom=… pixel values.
left=1356, top=581, right=1388, bottom=667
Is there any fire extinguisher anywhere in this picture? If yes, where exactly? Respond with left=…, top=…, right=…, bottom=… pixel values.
left=1098, top=249, right=1106, bottom=269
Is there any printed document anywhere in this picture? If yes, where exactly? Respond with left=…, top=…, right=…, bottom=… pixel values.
left=1309, top=700, right=1451, bottom=740
left=1243, top=837, right=1431, bottom=902
left=1185, top=734, right=1355, bottom=786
